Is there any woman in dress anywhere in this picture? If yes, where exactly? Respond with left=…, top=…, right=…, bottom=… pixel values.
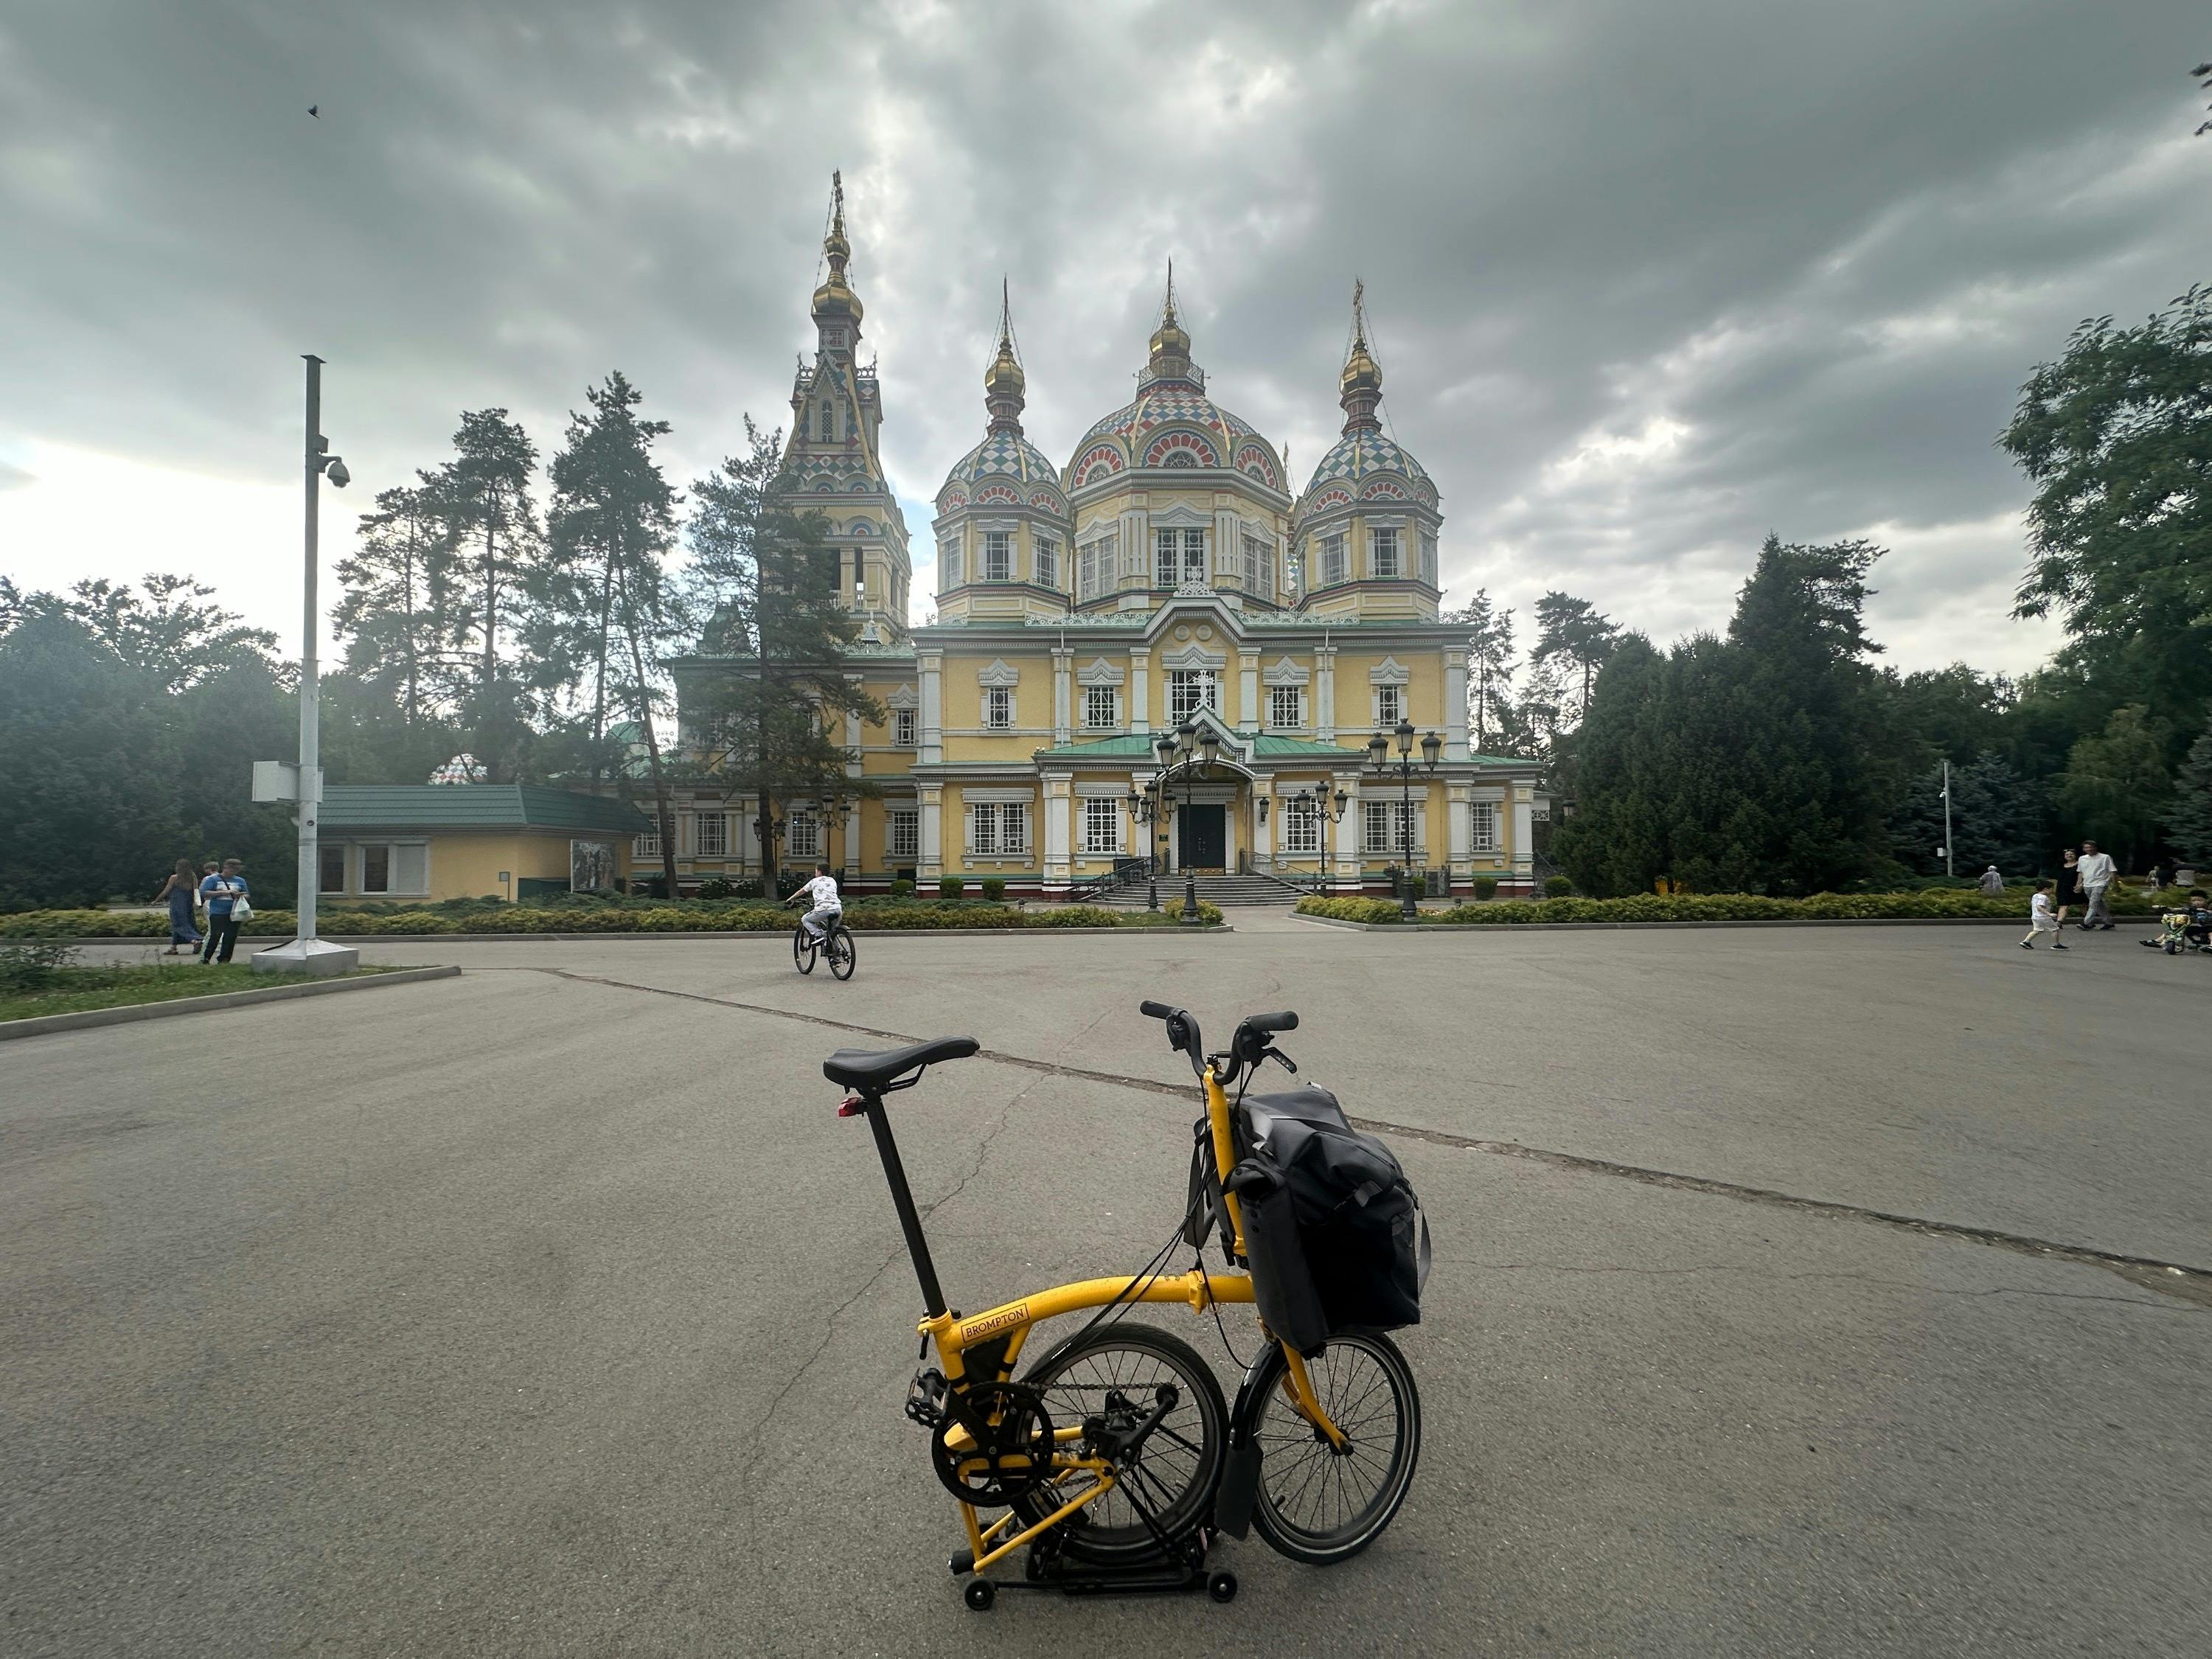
left=154, top=858, right=202, bottom=956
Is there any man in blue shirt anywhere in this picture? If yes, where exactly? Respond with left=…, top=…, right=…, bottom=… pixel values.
left=199, top=859, right=248, bottom=964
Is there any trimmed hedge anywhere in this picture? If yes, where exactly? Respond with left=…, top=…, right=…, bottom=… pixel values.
left=1290, top=887, right=2165, bottom=927
left=1, top=900, right=1222, bottom=936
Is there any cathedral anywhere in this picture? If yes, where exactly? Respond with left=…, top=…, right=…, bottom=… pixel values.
left=657, top=179, right=1541, bottom=897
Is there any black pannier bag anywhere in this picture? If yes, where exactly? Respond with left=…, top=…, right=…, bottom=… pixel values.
left=1230, top=1087, right=1431, bottom=1357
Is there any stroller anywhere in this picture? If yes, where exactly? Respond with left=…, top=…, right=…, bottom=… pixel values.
left=2140, top=904, right=2212, bottom=956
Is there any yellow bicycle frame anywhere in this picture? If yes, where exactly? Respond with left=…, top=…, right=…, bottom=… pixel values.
left=917, top=1063, right=1346, bottom=1572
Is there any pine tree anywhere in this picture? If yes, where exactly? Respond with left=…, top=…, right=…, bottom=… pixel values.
left=1531, top=591, right=1622, bottom=728
left=2167, top=714, right=2212, bottom=863
left=425, top=408, right=544, bottom=779
left=1549, top=537, right=1897, bottom=897
left=1887, top=753, right=2049, bottom=876
left=683, top=422, right=881, bottom=889
left=1447, top=589, right=1517, bottom=753
left=333, top=483, right=456, bottom=725
left=545, top=372, right=685, bottom=894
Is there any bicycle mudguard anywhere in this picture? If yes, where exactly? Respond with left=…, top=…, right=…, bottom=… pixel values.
left=1213, top=1346, right=1279, bottom=1539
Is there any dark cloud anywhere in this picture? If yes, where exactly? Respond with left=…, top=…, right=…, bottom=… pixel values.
left=1, top=0, right=2206, bottom=671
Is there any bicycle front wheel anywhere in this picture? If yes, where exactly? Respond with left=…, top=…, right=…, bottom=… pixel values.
left=827, top=925, right=857, bottom=980
left=1245, top=1332, right=1420, bottom=1565
left=793, top=926, right=815, bottom=973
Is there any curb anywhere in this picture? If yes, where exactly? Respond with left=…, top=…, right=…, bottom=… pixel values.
left=1291, top=914, right=2163, bottom=933
left=0, top=964, right=463, bottom=1041
left=38, top=926, right=1234, bottom=945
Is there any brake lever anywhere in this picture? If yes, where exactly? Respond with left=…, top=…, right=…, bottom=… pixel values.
left=1262, top=1046, right=1298, bottom=1076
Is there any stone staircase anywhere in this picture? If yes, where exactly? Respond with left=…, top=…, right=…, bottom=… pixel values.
left=1188, top=872, right=1310, bottom=907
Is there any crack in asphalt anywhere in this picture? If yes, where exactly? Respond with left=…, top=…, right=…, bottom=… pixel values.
left=1436, top=1261, right=2196, bottom=1314
left=502, top=967, right=2212, bottom=1306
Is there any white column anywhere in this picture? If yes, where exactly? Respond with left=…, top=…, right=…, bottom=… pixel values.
left=1443, top=647, right=1470, bottom=759
left=1315, top=645, right=1337, bottom=741
left=1214, top=507, right=1240, bottom=586
left=844, top=672, right=864, bottom=778
left=1512, top=783, right=1534, bottom=891
left=919, top=650, right=944, bottom=765
left=919, top=784, right=943, bottom=881
left=1238, top=650, right=1259, bottom=731
left=1130, top=647, right=1151, bottom=735
left=1447, top=779, right=1472, bottom=886
left=1043, top=773, right=1073, bottom=891
left=1121, top=509, right=1147, bottom=592
left=1333, top=770, right=1360, bottom=889
left=1051, top=647, right=1072, bottom=745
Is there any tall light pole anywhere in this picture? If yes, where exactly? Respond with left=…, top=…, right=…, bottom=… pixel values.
left=254, top=355, right=358, bottom=975
left=1366, top=720, right=1442, bottom=921
left=1941, top=758, right=1954, bottom=879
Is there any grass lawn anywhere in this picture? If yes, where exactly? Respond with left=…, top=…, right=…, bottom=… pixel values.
left=0, top=962, right=400, bottom=1023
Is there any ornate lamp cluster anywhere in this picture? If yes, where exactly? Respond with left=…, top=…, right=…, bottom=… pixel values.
left=1125, top=722, right=1222, bottom=926
left=1365, top=720, right=1443, bottom=920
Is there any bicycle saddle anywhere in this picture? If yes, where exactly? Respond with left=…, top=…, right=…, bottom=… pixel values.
left=823, top=1036, right=980, bottom=1092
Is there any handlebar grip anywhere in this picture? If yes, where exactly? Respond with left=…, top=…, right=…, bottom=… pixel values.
left=1138, top=1000, right=1178, bottom=1020
left=1247, top=1011, right=1300, bottom=1034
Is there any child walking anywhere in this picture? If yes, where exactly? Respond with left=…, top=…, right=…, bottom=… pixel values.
left=2020, top=879, right=2067, bottom=950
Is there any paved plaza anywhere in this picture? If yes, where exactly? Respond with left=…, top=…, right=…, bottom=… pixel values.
left=5, top=921, right=2208, bottom=1655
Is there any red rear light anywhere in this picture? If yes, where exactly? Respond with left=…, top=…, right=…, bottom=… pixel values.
left=838, top=1096, right=867, bottom=1118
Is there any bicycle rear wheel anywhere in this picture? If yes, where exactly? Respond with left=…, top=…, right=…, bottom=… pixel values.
left=1245, top=1332, right=1420, bottom=1565
left=1014, top=1322, right=1226, bottom=1566
left=793, top=926, right=815, bottom=973
left=827, top=925, right=857, bottom=979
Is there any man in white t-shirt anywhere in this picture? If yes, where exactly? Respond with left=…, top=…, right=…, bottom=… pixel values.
left=2074, top=840, right=2116, bottom=931
left=785, top=862, right=843, bottom=940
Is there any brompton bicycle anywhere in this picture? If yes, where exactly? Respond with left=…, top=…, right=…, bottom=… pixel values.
left=824, top=999, right=1428, bottom=1610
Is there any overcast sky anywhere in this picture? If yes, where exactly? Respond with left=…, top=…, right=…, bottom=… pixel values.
left=4, top=0, right=2208, bottom=675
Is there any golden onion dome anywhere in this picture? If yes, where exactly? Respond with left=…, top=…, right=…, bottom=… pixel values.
left=1340, top=331, right=1382, bottom=395
left=984, top=338, right=1024, bottom=397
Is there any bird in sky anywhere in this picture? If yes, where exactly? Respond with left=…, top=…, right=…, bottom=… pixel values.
left=308, top=104, right=319, bottom=118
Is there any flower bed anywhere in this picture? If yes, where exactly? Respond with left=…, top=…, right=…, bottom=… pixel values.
left=1295, top=887, right=2164, bottom=927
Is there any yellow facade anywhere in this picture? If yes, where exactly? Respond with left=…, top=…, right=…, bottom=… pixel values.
left=321, top=831, right=634, bottom=905
left=650, top=187, right=1540, bottom=897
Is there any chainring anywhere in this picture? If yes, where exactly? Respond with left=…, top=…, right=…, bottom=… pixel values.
left=930, top=1379, right=1056, bottom=1506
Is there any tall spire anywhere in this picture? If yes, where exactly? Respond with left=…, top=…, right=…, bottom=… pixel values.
left=1148, top=257, right=1193, bottom=380
left=984, top=276, right=1026, bottom=434
left=811, top=170, right=863, bottom=340
left=1338, top=276, right=1383, bottom=433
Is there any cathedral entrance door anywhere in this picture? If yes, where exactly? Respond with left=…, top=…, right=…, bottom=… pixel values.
left=1178, top=804, right=1226, bottom=872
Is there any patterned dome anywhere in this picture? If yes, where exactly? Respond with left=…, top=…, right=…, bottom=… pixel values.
left=1300, top=429, right=1436, bottom=511
left=936, top=430, right=1067, bottom=515
left=1065, top=383, right=1285, bottom=493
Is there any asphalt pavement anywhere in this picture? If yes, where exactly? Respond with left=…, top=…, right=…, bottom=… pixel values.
left=5, top=922, right=2208, bottom=1655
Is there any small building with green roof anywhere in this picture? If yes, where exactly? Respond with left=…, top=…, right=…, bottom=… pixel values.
left=316, top=785, right=652, bottom=903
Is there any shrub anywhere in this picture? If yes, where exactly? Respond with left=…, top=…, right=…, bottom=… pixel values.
left=692, top=878, right=738, bottom=901
left=0, top=938, right=77, bottom=990
left=891, top=879, right=915, bottom=898
left=1472, top=877, right=1499, bottom=902
left=980, top=877, right=1007, bottom=902
left=939, top=877, right=965, bottom=900
left=1544, top=874, right=1575, bottom=897
left=1293, top=897, right=1404, bottom=925
left=1160, top=898, right=1226, bottom=925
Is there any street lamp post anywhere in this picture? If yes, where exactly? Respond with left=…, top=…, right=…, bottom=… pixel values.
left=1366, top=720, right=1443, bottom=922
left=254, top=355, right=357, bottom=976
left=1126, top=773, right=1165, bottom=910
left=1295, top=782, right=1349, bottom=894
left=1153, top=723, right=1219, bottom=926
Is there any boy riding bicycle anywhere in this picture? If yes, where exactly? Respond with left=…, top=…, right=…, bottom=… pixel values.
left=786, top=862, right=842, bottom=941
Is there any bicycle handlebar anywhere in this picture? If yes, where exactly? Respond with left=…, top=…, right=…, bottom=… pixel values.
left=1242, top=1010, right=1299, bottom=1036
left=1138, top=1000, right=1177, bottom=1020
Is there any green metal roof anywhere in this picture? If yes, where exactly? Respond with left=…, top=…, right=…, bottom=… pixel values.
left=321, top=785, right=653, bottom=835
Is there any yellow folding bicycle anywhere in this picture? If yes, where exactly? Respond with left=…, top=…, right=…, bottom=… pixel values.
left=826, top=1000, right=1424, bottom=1610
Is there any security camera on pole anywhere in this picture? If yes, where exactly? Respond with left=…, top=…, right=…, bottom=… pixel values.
left=253, top=355, right=361, bottom=976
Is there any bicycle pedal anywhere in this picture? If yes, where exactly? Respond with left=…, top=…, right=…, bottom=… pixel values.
left=905, top=1366, right=949, bottom=1430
